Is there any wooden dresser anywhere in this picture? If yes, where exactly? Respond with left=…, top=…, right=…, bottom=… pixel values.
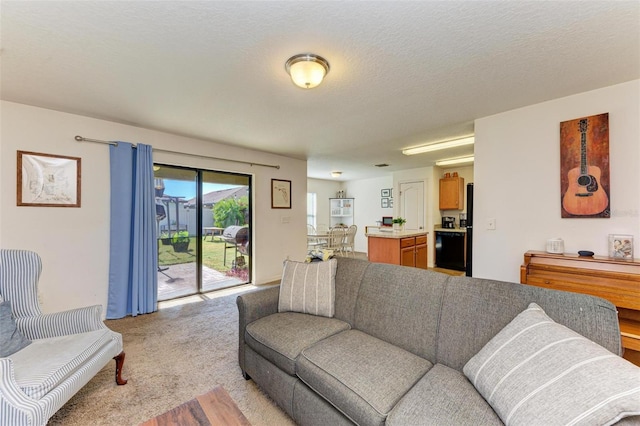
left=520, top=250, right=640, bottom=366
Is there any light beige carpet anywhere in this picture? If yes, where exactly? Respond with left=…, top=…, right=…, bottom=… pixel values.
left=47, top=289, right=294, bottom=426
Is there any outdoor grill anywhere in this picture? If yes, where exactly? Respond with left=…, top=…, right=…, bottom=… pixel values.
left=222, top=226, right=250, bottom=266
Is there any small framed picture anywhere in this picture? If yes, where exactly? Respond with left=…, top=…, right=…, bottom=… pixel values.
left=17, top=151, right=81, bottom=207
left=381, top=188, right=391, bottom=197
left=381, top=197, right=390, bottom=208
left=271, top=179, right=291, bottom=209
left=608, top=234, right=634, bottom=259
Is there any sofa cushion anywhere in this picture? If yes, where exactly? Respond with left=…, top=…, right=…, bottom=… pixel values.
left=297, top=329, right=432, bottom=426
left=437, top=275, right=621, bottom=370
left=354, top=263, right=448, bottom=361
left=245, top=312, right=350, bottom=375
left=9, top=329, right=113, bottom=399
left=0, top=299, right=32, bottom=357
left=387, top=363, right=502, bottom=426
left=464, top=303, right=640, bottom=425
left=278, top=259, right=337, bottom=317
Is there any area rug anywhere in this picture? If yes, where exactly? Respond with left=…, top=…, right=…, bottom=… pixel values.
left=47, top=290, right=294, bottom=426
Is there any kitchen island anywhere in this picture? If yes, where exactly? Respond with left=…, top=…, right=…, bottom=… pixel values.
left=366, top=228, right=428, bottom=269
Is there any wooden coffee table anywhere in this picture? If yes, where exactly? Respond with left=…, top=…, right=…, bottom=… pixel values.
left=140, top=386, right=251, bottom=426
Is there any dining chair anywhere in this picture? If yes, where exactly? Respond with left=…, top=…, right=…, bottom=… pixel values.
left=325, top=227, right=346, bottom=256
left=307, top=224, right=326, bottom=251
left=342, top=225, right=357, bottom=257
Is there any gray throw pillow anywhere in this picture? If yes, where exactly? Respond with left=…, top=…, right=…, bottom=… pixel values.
left=278, top=258, right=337, bottom=317
left=464, top=302, right=640, bottom=425
left=0, top=300, right=32, bottom=357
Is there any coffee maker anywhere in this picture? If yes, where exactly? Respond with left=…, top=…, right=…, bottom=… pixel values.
left=442, top=216, right=456, bottom=229
left=459, top=213, right=467, bottom=228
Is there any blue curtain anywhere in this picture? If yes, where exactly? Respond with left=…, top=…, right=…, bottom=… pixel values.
left=106, top=142, right=158, bottom=319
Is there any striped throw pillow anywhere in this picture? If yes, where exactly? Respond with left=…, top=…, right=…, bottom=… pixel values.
left=464, top=303, right=640, bottom=425
left=278, top=259, right=337, bottom=318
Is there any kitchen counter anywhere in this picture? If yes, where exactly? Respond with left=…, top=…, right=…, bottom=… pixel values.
left=366, top=230, right=428, bottom=269
left=434, top=227, right=466, bottom=233
left=365, top=229, right=429, bottom=238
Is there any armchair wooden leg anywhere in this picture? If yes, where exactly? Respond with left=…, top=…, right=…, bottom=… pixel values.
left=114, top=351, right=128, bottom=385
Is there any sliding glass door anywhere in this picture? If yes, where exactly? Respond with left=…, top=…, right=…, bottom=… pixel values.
left=154, top=165, right=251, bottom=301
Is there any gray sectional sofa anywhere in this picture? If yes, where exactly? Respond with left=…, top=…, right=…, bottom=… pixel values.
left=237, top=257, right=640, bottom=425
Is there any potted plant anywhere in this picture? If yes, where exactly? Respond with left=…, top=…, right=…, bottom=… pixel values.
left=392, top=217, right=407, bottom=232
left=159, top=231, right=172, bottom=246
left=171, top=230, right=191, bottom=252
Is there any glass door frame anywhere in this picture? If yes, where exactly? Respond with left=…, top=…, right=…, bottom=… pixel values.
left=155, top=163, right=252, bottom=298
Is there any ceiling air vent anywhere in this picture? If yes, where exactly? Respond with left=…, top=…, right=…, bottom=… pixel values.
left=375, top=163, right=389, bottom=167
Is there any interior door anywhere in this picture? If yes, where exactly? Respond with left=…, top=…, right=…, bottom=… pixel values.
left=399, top=181, right=425, bottom=230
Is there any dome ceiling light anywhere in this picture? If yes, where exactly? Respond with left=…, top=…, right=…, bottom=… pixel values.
left=285, top=54, right=330, bottom=89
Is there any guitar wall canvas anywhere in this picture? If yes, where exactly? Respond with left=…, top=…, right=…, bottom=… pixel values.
left=560, top=113, right=610, bottom=218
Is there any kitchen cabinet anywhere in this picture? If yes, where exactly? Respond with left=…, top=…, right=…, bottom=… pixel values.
left=439, top=176, right=464, bottom=210
left=330, top=198, right=354, bottom=227
left=521, top=250, right=640, bottom=366
left=366, top=230, right=428, bottom=269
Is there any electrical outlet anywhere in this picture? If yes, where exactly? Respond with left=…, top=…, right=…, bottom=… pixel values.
left=487, top=218, right=496, bottom=230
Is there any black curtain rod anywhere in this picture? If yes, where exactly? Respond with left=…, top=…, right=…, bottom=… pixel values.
left=74, top=135, right=280, bottom=170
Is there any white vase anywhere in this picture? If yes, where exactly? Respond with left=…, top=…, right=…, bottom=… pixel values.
left=393, top=223, right=403, bottom=232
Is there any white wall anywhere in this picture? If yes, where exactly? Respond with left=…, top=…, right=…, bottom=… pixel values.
left=1, top=101, right=307, bottom=313
left=307, top=178, right=342, bottom=230
left=344, top=175, right=393, bottom=252
left=474, top=80, right=640, bottom=282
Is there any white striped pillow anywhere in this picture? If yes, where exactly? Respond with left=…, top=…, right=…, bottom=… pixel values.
left=278, top=259, right=337, bottom=318
left=464, top=303, right=640, bottom=426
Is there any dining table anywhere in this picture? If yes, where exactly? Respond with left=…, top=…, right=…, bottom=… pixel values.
left=307, top=232, right=329, bottom=249
left=307, top=228, right=347, bottom=253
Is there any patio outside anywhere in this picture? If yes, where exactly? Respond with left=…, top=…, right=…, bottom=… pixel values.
left=157, top=235, right=249, bottom=301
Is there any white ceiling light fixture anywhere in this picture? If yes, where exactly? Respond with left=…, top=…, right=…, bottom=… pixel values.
left=285, top=54, right=330, bottom=89
left=402, top=136, right=474, bottom=156
left=435, top=155, right=475, bottom=166
left=331, top=171, right=342, bottom=178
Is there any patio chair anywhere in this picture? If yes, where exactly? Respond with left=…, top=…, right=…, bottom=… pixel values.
left=0, top=249, right=126, bottom=425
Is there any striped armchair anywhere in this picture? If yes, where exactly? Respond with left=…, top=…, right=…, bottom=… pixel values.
left=0, top=249, right=126, bottom=426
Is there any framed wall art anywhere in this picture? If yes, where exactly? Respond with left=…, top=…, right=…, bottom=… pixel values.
left=271, top=179, right=291, bottom=209
left=17, top=151, right=81, bottom=207
left=608, top=234, right=633, bottom=259
left=560, top=113, right=610, bottom=218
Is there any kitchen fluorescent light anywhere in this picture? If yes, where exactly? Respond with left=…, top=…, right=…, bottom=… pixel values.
left=402, top=136, right=474, bottom=156
left=435, top=155, right=475, bottom=166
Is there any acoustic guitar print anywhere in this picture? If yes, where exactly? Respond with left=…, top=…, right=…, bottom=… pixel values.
left=562, top=118, right=608, bottom=215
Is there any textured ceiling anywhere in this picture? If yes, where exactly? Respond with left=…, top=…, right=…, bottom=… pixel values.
left=1, top=1, right=638, bottom=180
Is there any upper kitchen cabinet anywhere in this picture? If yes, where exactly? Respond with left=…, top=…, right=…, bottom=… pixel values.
left=439, top=176, right=464, bottom=210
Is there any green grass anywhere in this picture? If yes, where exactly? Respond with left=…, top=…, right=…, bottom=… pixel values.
left=158, top=237, right=247, bottom=272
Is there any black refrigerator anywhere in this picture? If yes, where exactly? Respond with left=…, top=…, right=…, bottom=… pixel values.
left=465, top=183, right=473, bottom=277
